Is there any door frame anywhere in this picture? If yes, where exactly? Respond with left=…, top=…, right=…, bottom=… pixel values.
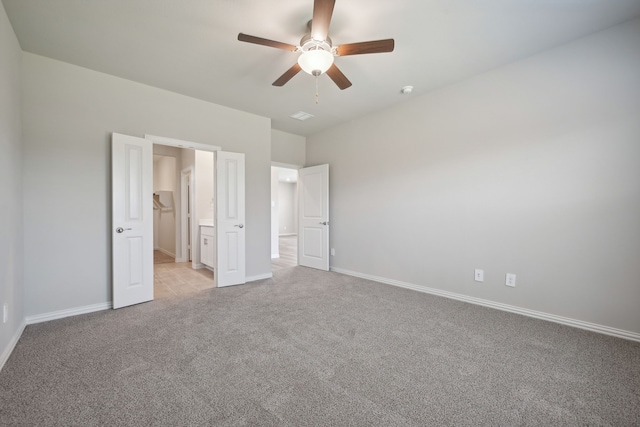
left=179, top=166, right=194, bottom=263
left=271, top=161, right=303, bottom=267
left=144, top=135, right=221, bottom=274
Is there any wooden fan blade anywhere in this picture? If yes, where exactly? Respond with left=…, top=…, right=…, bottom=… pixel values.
left=311, top=0, right=335, bottom=41
left=273, top=63, right=302, bottom=87
left=336, top=39, right=395, bottom=56
left=326, top=64, right=352, bottom=90
left=238, top=33, right=297, bottom=51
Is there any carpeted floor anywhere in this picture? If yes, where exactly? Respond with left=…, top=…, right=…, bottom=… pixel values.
left=1, top=267, right=639, bottom=426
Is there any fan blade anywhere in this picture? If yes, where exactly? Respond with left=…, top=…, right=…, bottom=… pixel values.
left=326, top=64, right=352, bottom=90
left=336, top=39, right=395, bottom=56
left=238, top=33, right=297, bottom=51
left=311, top=0, right=335, bottom=41
left=273, top=63, right=302, bottom=87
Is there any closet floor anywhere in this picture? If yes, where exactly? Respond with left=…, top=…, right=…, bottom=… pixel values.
left=153, top=261, right=214, bottom=299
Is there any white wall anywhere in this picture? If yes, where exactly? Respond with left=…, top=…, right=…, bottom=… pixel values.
left=22, top=53, right=272, bottom=317
left=278, top=182, right=296, bottom=235
left=153, top=155, right=177, bottom=256
left=0, top=1, right=24, bottom=367
left=180, top=148, right=196, bottom=263
left=270, top=167, right=279, bottom=258
left=194, top=150, right=214, bottom=266
left=194, top=151, right=214, bottom=224
left=306, top=19, right=640, bottom=334
left=271, top=129, right=305, bottom=167
left=154, top=144, right=183, bottom=259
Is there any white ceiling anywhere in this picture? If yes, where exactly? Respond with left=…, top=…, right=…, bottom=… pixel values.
left=4, top=0, right=640, bottom=137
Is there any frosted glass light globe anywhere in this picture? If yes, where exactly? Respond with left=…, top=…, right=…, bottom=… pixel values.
left=298, top=49, right=334, bottom=75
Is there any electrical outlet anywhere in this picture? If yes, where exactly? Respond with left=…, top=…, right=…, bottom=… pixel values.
left=506, top=273, right=516, bottom=287
left=331, top=248, right=335, bottom=256
left=474, top=269, right=484, bottom=282
left=3, top=304, right=8, bottom=324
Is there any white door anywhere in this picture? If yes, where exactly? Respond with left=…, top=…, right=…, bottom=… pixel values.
left=216, top=151, right=246, bottom=287
left=298, top=164, right=329, bottom=271
left=112, top=133, right=154, bottom=308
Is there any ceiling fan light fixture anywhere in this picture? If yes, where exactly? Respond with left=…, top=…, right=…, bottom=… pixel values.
left=298, top=49, right=334, bottom=76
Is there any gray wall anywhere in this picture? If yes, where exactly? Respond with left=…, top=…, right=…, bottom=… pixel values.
left=306, top=19, right=640, bottom=334
left=22, top=53, right=272, bottom=317
left=271, top=129, right=305, bottom=167
left=0, top=1, right=24, bottom=364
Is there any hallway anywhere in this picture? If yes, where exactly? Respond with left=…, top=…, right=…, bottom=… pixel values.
left=272, top=235, right=297, bottom=271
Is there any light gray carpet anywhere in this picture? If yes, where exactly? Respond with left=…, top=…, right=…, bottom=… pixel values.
left=1, top=267, right=639, bottom=426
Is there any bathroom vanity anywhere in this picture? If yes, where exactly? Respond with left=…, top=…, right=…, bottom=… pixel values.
left=199, top=220, right=215, bottom=270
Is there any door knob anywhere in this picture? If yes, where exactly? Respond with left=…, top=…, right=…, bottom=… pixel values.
left=234, top=224, right=244, bottom=229
left=319, top=222, right=328, bottom=225
left=115, top=227, right=132, bottom=233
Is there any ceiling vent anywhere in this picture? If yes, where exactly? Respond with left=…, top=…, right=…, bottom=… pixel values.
left=290, top=111, right=314, bottom=121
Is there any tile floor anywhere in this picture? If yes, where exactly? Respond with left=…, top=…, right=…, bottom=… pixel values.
left=153, top=261, right=215, bottom=299
left=153, top=235, right=297, bottom=299
left=272, top=235, right=297, bottom=271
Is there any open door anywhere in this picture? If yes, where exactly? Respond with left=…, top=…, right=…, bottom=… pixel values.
left=216, top=151, right=246, bottom=287
left=111, top=133, right=154, bottom=308
left=298, top=164, right=329, bottom=271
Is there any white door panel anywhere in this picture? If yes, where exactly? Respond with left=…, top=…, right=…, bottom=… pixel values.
left=298, top=164, right=329, bottom=271
left=112, top=133, right=154, bottom=309
left=216, top=151, right=246, bottom=287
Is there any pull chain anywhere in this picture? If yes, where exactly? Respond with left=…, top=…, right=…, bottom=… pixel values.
left=315, top=75, right=319, bottom=104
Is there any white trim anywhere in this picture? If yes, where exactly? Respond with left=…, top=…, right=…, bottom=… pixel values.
left=145, top=134, right=221, bottom=152
left=25, top=302, right=112, bottom=325
left=331, top=267, right=640, bottom=343
left=279, top=233, right=297, bottom=237
left=180, top=166, right=195, bottom=265
left=271, top=254, right=280, bottom=259
left=0, top=319, right=26, bottom=372
left=247, top=273, right=273, bottom=282
left=271, top=161, right=302, bottom=170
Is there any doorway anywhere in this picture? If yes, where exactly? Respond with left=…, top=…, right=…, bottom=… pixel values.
left=112, top=133, right=247, bottom=309
left=152, top=146, right=215, bottom=299
left=271, top=166, right=298, bottom=271
left=153, top=154, right=177, bottom=264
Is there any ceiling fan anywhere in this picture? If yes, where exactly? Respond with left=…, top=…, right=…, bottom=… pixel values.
left=237, top=0, right=394, bottom=90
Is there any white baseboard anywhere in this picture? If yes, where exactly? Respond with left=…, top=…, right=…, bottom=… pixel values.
left=0, top=319, right=26, bottom=372
left=25, top=302, right=112, bottom=325
left=156, top=248, right=176, bottom=258
left=331, top=267, right=640, bottom=342
left=247, top=273, right=273, bottom=282
left=271, top=254, right=280, bottom=259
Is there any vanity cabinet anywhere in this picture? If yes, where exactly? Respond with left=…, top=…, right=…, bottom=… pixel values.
left=200, top=226, right=215, bottom=269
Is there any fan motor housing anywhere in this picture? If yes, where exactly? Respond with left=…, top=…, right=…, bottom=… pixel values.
left=299, top=34, right=333, bottom=53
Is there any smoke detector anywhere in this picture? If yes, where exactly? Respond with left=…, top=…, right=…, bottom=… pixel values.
left=401, top=86, right=414, bottom=95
